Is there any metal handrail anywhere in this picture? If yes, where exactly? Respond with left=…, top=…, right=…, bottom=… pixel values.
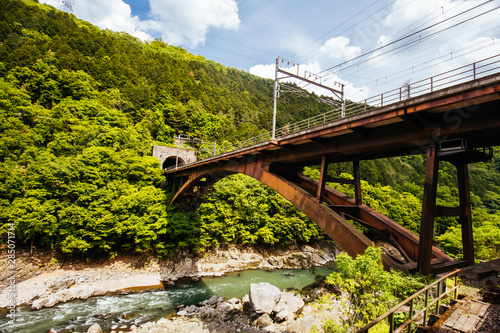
left=186, top=54, right=500, bottom=163
left=356, top=269, right=460, bottom=333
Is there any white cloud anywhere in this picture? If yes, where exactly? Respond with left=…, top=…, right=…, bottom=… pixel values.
left=248, top=63, right=275, bottom=80
left=319, top=36, right=361, bottom=60
left=41, top=0, right=240, bottom=47
left=384, top=0, right=450, bottom=29
left=41, top=0, right=153, bottom=40
left=148, top=0, right=240, bottom=47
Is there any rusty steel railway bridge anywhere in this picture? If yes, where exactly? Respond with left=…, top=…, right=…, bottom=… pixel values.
left=166, top=56, right=500, bottom=275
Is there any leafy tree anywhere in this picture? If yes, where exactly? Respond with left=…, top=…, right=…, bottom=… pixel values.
left=197, top=174, right=324, bottom=250
left=324, top=247, right=425, bottom=332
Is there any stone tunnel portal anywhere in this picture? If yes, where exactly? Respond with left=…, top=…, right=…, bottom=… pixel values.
left=152, top=145, right=197, bottom=170
left=162, top=156, right=185, bottom=169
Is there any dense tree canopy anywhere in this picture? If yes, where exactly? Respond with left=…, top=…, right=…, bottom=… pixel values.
left=0, top=0, right=328, bottom=256
left=0, top=0, right=498, bottom=261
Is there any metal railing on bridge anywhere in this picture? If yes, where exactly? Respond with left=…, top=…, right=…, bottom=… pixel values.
left=170, top=54, right=500, bottom=168
left=357, top=269, right=460, bottom=333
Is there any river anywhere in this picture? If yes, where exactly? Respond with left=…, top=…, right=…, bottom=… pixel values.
left=0, top=265, right=334, bottom=333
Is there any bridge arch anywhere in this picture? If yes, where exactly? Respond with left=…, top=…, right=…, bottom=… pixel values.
left=169, top=156, right=453, bottom=271
left=170, top=157, right=381, bottom=265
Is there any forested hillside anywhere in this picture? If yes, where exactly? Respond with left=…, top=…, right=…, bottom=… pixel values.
left=0, top=0, right=499, bottom=260
left=0, top=0, right=326, bottom=256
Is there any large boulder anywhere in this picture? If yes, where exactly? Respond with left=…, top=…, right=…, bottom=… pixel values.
left=274, top=291, right=304, bottom=314
left=275, top=309, right=291, bottom=322
left=204, top=295, right=218, bottom=306
left=253, top=313, right=274, bottom=328
left=249, top=282, right=281, bottom=314
left=87, top=323, right=102, bottom=333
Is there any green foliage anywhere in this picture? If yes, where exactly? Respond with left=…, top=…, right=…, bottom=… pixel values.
left=324, top=247, right=425, bottom=332
left=436, top=219, right=500, bottom=261
left=0, top=0, right=324, bottom=257
left=1, top=0, right=499, bottom=262
left=196, top=174, right=324, bottom=250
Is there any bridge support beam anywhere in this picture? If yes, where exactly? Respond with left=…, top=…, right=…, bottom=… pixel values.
left=457, top=163, right=474, bottom=265
left=418, top=146, right=479, bottom=275
left=316, top=155, right=329, bottom=201
left=354, top=160, right=362, bottom=205
left=418, top=146, right=439, bottom=276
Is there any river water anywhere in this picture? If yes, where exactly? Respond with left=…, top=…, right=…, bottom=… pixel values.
left=0, top=265, right=334, bottom=333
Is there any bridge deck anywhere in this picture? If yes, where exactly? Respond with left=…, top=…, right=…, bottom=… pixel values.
left=167, top=72, right=500, bottom=174
left=166, top=66, right=500, bottom=275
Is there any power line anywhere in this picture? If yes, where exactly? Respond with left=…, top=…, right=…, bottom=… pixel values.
left=289, top=0, right=385, bottom=61
left=296, top=0, right=419, bottom=64
left=318, top=0, right=495, bottom=76
left=340, top=26, right=500, bottom=89
left=340, top=38, right=500, bottom=102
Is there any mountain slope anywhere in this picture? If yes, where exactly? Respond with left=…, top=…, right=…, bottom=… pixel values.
left=0, top=0, right=326, bottom=256
left=0, top=0, right=498, bottom=260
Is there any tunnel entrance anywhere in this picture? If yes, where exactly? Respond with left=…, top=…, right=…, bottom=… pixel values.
left=163, top=156, right=185, bottom=169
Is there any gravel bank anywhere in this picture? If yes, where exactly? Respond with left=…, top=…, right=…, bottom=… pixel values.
left=0, top=241, right=339, bottom=310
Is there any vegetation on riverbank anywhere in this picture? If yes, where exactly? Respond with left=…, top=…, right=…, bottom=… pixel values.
left=317, top=247, right=426, bottom=333
left=0, top=0, right=499, bottom=261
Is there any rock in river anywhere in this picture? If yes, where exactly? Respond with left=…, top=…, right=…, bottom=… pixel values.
left=87, top=323, right=102, bottom=333
left=249, top=282, right=281, bottom=314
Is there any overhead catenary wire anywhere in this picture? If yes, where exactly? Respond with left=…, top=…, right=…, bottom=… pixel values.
left=317, top=0, right=497, bottom=77
left=314, top=0, right=494, bottom=77
left=336, top=15, right=500, bottom=82
left=290, top=0, right=388, bottom=62
left=296, top=8, right=494, bottom=99
left=336, top=39, right=500, bottom=102
left=295, top=0, right=419, bottom=64
left=279, top=0, right=498, bottom=101
left=340, top=28, right=500, bottom=90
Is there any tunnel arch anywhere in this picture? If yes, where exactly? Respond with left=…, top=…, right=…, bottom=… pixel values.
left=162, top=156, right=185, bottom=170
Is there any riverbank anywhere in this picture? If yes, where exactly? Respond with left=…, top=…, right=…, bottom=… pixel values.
left=0, top=241, right=339, bottom=310
left=133, top=282, right=344, bottom=333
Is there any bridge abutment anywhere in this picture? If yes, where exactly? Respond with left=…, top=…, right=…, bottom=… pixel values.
left=152, top=145, right=197, bottom=170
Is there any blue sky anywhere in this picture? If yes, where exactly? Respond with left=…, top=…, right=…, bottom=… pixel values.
left=41, top=0, right=500, bottom=101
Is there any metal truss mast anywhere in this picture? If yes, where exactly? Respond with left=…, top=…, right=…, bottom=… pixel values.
left=272, top=57, right=345, bottom=139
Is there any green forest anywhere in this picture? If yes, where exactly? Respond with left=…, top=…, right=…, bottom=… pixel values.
left=1, top=0, right=499, bottom=261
